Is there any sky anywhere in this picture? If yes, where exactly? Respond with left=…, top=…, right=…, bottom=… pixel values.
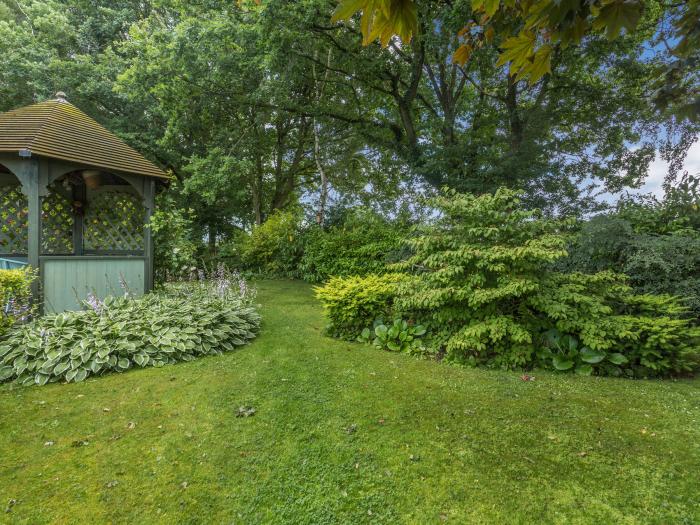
left=632, top=140, right=700, bottom=198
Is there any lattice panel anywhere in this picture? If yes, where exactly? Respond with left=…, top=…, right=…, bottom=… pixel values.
left=0, top=185, right=28, bottom=254
left=84, top=190, right=144, bottom=252
left=42, top=186, right=74, bottom=254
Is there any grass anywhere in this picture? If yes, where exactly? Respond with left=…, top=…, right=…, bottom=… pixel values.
left=1, top=279, right=699, bottom=524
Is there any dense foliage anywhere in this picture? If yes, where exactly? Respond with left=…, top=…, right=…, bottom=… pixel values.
left=333, top=0, right=699, bottom=121
left=149, top=193, right=199, bottom=282
left=241, top=209, right=303, bottom=277
left=392, top=189, right=700, bottom=376
left=0, top=267, right=36, bottom=337
left=0, top=270, right=260, bottom=386
left=234, top=207, right=411, bottom=282
left=562, top=190, right=700, bottom=318
left=2, top=0, right=695, bottom=243
left=299, top=209, right=409, bottom=283
left=317, top=189, right=700, bottom=377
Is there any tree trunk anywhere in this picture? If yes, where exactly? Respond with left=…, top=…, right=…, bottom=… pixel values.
left=313, top=49, right=332, bottom=226
left=208, top=222, right=217, bottom=253
left=252, top=155, right=264, bottom=225
left=314, top=117, right=328, bottom=226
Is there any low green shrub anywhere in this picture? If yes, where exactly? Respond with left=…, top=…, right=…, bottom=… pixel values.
left=0, top=272, right=260, bottom=386
left=299, top=209, right=408, bottom=283
left=314, top=273, right=406, bottom=339
left=530, top=272, right=700, bottom=376
left=0, top=267, right=36, bottom=337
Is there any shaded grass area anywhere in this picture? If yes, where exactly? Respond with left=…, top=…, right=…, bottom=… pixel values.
left=1, top=279, right=699, bottom=524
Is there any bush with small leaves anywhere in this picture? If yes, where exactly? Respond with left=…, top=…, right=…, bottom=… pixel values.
left=314, top=273, right=407, bottom=339
left=241, top=209, right=303, bottom=277
left=0, top=267, right=37, bottom=337
left=299, top=209, right=409, bottom=283
left=391, top=188, right=700, bottom=377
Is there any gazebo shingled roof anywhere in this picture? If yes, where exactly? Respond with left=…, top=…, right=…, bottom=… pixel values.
left=0, top=97, right=169, bottom=180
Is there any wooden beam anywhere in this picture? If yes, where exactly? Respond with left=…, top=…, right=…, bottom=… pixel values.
left=11, top=157, right=43, bottom=299
left=143, top=179, right=155, bottom=292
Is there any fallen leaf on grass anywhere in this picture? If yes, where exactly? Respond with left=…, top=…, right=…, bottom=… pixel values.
left=127, top=422, right=136, bottom=429
left=236, top=406, right=256, bottom=418
left=105, top=480, right=119, bottom=488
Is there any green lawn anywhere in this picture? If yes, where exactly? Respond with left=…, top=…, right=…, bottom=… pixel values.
left=1, top=280, right=699, bottom=524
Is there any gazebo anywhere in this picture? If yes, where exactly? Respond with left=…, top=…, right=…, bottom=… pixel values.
left=0, top=93, right=170, bottom=312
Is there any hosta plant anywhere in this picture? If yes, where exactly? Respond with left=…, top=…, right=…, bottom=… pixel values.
left=358, top=319, right=427, bottom=353
left=538, top=330, right=629, bottom=376
left=0, top=282, right=260, bottom=386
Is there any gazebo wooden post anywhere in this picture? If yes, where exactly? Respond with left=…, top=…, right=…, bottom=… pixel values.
left=13, top=156, right=45, bottom=299
left=143, top=179, right=155, bottom=291
left=72, top=179, right=85, bottom=256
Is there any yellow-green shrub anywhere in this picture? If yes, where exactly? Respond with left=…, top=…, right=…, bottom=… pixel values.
left=0, top=267, right=36, bottom=336
left=314, top=273, right=407, bottom=339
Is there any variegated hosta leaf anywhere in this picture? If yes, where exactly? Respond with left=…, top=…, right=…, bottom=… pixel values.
left=0, top=287, right=261, bottom=386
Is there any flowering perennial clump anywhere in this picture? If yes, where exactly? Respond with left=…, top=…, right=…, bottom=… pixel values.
left=0, top=269, right=260, bottom=386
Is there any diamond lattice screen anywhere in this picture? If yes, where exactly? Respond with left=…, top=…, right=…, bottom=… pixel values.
left=41, top=185, right=74, bottom=254
left=0, top=184, right=28, bottom=254
left=83, top=190, right=144, bottom=252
